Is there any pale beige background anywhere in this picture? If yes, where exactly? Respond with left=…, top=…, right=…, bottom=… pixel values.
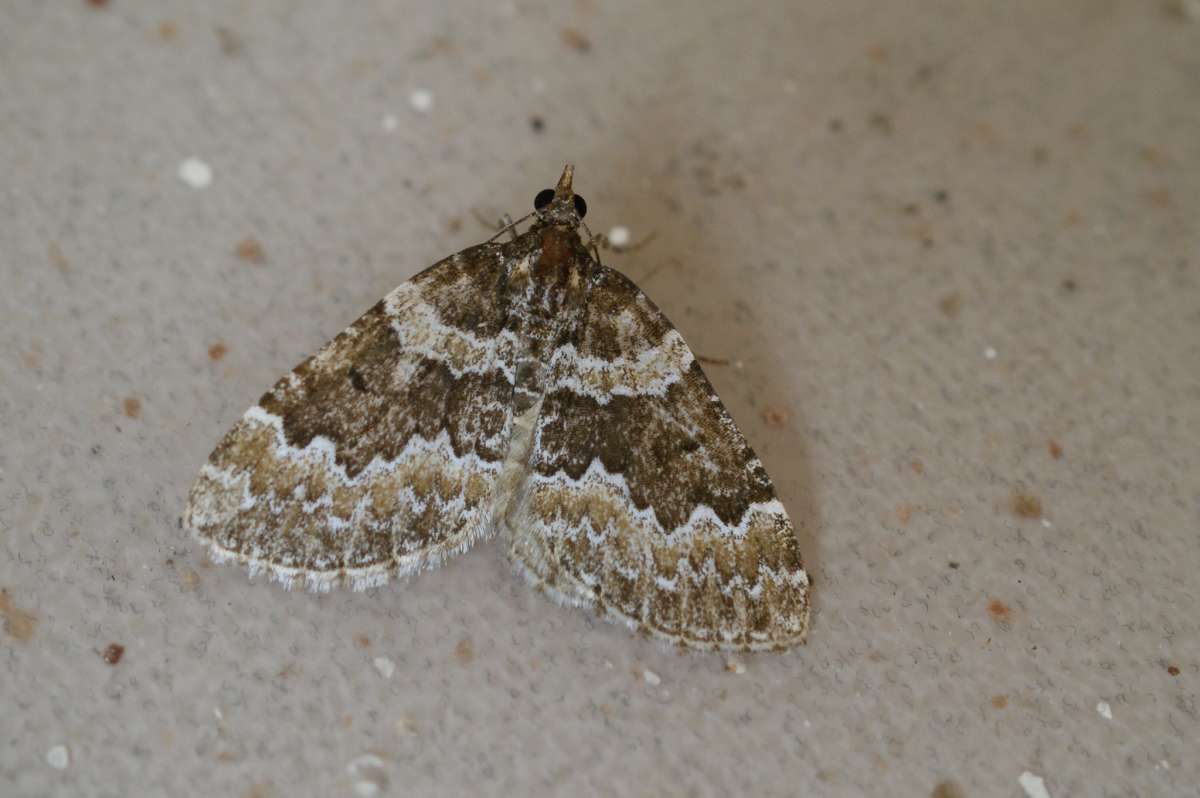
left=2, top=2, right=1198, bottom=796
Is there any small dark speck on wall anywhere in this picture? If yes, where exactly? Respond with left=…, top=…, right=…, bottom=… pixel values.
left=938, top=292, right=962, bottom=319
left=868, top=111, right=893, bottom=134
left=987, top=599, right=1011, bottom=623
left=102, top=643, right=125, bottom=665
left=216, top=25, right=242, bottom=56
left=1, top=589, right=38, bottom=641
left=236, top=237, right=266, bottom=265
left=931, top=780, right=965, bottom=798
left=560, top=28, right=591, bottom=52
left=1011, top=493, right=1042, bottom=520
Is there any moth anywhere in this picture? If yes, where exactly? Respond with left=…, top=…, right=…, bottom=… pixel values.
left=184, top=165, right=810, bottom=651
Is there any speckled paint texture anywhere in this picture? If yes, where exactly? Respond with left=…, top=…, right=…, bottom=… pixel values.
left=1, top=2, right=1198, bottom=796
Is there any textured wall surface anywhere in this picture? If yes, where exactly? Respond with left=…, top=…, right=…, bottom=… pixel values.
left=2, top=2, right=1198, bottom=796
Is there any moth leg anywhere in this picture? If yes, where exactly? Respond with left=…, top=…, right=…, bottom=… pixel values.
left=580, top=218, right=658, bottom=257
left=497, top=214, right=519, bottom=242
left=470, top=208, right=517, bottom=239
left=475, top=209, right=535, bottom=243
left=577, top=219, right=607, bottom=266
left=619, top=231, right=657, bottom=253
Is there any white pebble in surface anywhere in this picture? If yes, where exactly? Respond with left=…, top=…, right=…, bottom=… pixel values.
left=347, top=754, right=388, bottom=797
left=381, top=114, right=399, bottom=131
left=1019, top=771, right=1051, bottom=798
left=373, top=656, right=396, bottom=679
left=608, top=225, right=631, bottom=249
left=1096, top=701, right=1113, bottom=720
left=984, top=347, right=998, bottom=360
left=409, top=88, right=434, bottom=113
left=642, top=668, right=661, bottom=686
left=354, top=781, right=381, bottom=798
left=1042, top=518, right=1053, bottom=528
left=46, top=745, right=69, bottom=770
left=178, top=157, right=213, bottom=189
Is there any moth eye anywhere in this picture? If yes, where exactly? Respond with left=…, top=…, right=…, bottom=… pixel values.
left=534, top=188, right=555, bottom=210
left=572, top=194, right=588, bottom=218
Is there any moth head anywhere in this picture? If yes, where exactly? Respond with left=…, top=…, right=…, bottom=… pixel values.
left=534, top=163, right=588, bottom=225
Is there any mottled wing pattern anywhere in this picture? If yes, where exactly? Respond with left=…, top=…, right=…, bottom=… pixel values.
left=184, top=244, right=517, bottom=591
left=506, top=267, right=810, bottom=651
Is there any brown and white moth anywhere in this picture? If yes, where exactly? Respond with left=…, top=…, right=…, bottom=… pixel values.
left=184, top=165, right=810, bottom=651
